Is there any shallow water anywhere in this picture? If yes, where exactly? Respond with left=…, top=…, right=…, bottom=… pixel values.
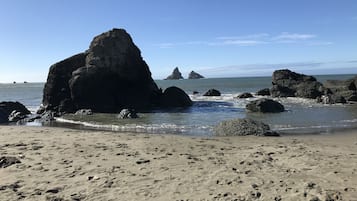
left=1, top=75, right=357, bottom=136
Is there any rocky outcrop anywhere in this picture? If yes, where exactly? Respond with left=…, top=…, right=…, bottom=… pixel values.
left=160, top=87, right=193, bottom=107
left=214, top=118, right=279, bottom=136
left=237, top=92, right=253, bottom=99
left=188, top=71, right=204, bottom=79
left=42, top=53, right=87, bottom=113
left=318, top=94, right=347, bottom=104
left=0, top=102, right=31, bottom=123
left=75, top=109, right=93, bottom=115
left=41, top=29, right=191, bottom=114
left=324, top=77, right=357, bottom=102
left=203, top=89, right=221, bottom=96
left=256, top=88, right=271, bottom=96
left=271, top=69, right=324, bottom=99
left=0, top=109, right=7, bottom=123
left=118, top=109, right=138, bottom=119
left=246, top=98, right=285, bottom=113
left=165, top=67, right=183, bottom=80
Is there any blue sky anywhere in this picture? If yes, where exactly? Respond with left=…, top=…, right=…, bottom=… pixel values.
left=0, top=0, right=356, bottom=82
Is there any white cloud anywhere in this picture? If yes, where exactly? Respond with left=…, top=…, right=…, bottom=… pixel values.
left=216, top=33, right=269, bottom=40
left=155, top=32, right=331, bottom=48
left=155, top=43, right=175, bottom=48
left=273, top=32, right=316, bottom=40
left=307, top=41, right=333, bottom=46
left=222, top=40, right=267, bottom=46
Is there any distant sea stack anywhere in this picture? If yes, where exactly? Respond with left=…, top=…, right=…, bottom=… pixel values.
left=188, top=71, right=204, bottom=79
left=41, top=28, right=192, bottom=114
left=165, top=67, right=184, bottom=80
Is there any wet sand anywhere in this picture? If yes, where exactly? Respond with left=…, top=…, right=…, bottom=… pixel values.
left=1, top=126, right=356, bottom=200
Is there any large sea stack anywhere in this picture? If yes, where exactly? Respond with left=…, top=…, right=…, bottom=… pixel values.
left=188, top=71, right=204, bottom=79
left=165, top=67, right=184, bottom=80
left=42, top=29, right=191, bottom=113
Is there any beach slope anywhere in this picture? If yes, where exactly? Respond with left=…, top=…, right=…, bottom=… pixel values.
left=1, top=126, right=356, bottom=200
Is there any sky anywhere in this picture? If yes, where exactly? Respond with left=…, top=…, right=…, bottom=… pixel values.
left=0, top=0, right=356, bottom=83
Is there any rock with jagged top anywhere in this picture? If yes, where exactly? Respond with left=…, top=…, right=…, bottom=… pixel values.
left=203, top=89, right=221, bottom=96
left=324, top=77, right=357, bottom=102
left=41, top=29, right=191, bottom=114
left=271, top=69, right=325, bottom=99
left=188, top=71, right=204, bottom=79
left=165, top=67, right=184, bottom=80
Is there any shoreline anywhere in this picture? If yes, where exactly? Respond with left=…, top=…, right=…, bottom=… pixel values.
left=1, top=125, right=357, bottom=200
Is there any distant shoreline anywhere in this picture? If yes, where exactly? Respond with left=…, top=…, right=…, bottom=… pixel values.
left=1, top=73, right=356, bottom=84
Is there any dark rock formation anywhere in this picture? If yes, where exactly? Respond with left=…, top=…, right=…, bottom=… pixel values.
left=256, top=88, right=271, bottom=96
left=118, top=109, right=138, bottom=119
left=41, top=29, right=191, bottom=114
left=246, top=98, right=285, bottom=113
left=0, top=102, right=31, bottom=123
left=75, top=109, right=93, bottom=115
left=271, top=69, right=324, bottom=99
left=165, top=67, right=183, bottom=80
left=203, top=89, right=221, bottom=96
left=160, top=86, right=193, bottom=107
left=324, top=78, right=357, bottom=102
left=318, top=94, right=347, bottom=104
left=237, top=92, right=253, bottom=99
left=0, top=156, right=21, bottom=168
left=214, top=118, right=279, bottom=136
left=188, top=71, right=204, bottom=79
left=42, top=53, right=87, bottom=113
left=0, top=109, right=7, bottom=123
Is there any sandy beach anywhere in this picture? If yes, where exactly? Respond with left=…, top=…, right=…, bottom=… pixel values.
left=0, top=126, right=356, bottom=201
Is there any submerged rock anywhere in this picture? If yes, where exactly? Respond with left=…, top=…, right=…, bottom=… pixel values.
left=214, top=118, right=278, bottom=136
left=246, top=98, right=285, bottom=113
left=237, top=92, right=253, bottom=99
left=188, top=71, right=204, bottom=79
left=203, top=89, right=221, bottom=96
left=165, top=67, right=184, bottom=80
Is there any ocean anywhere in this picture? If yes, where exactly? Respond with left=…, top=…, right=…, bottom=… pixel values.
left=1, top=75, right=357, bottom=136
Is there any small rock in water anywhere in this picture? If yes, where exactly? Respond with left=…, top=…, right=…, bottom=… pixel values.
left=203, top=89, right=221, bottom=96
left=237, top=92, right=254, bottom=99
left=75, top=109, right=93, bottom=115
left=118, top=109, right=138, bottom=119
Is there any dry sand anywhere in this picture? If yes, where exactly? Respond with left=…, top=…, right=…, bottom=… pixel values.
left=0, top=126, right=356, bottom=201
